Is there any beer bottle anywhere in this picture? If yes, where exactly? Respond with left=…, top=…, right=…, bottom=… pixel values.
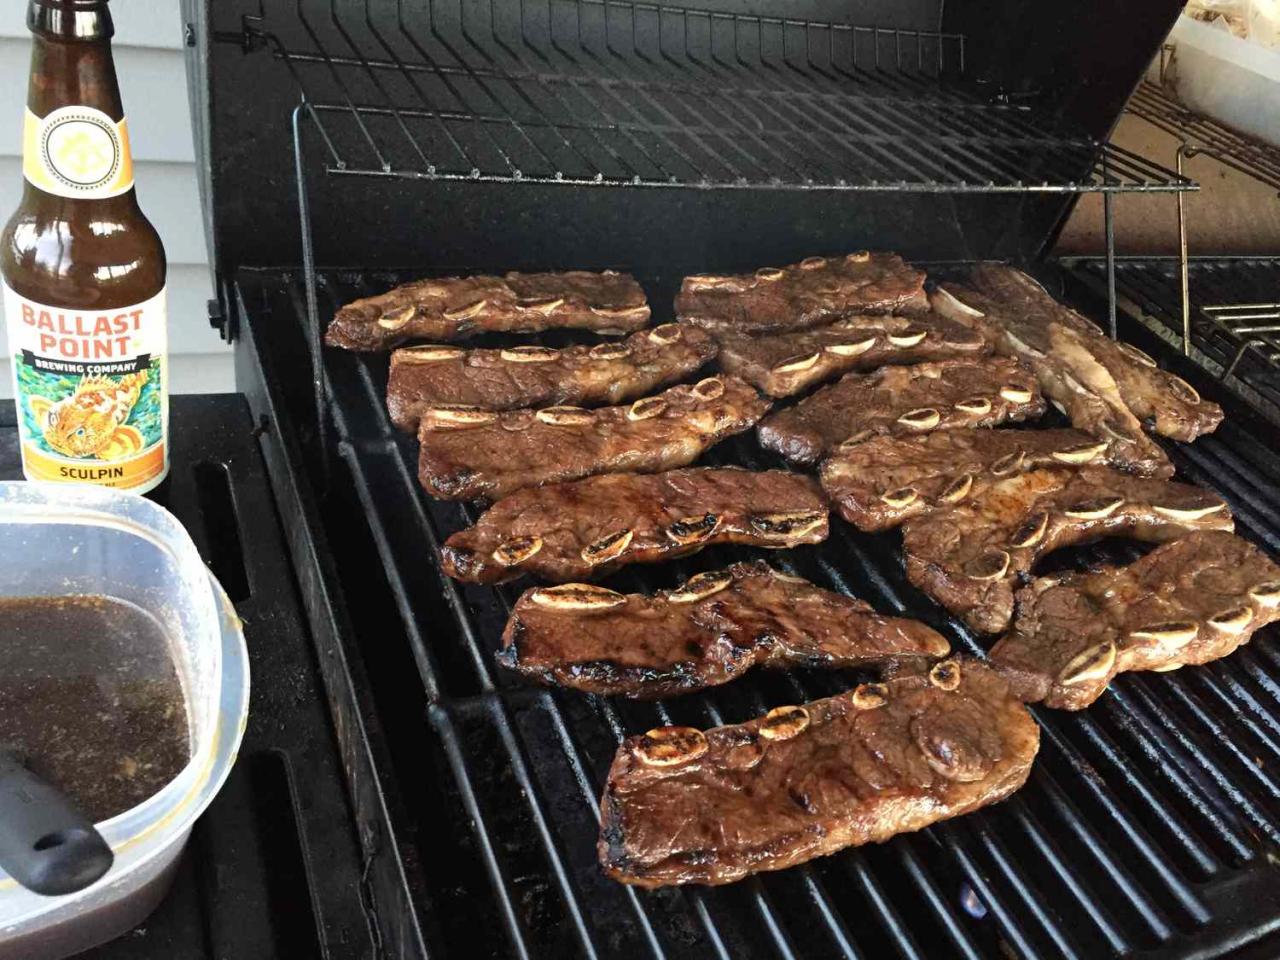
left=1, top=0, right=168, bottom=493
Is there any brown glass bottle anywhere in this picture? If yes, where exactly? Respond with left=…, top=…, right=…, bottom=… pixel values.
left=2, top=0, right=169, bottom=494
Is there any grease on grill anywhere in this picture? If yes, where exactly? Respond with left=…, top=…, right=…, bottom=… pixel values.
left=0, top=595, right=190, bottom=823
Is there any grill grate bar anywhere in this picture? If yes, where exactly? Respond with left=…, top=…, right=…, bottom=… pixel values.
left=1036, top=712, right=1224, bottom=887
left=939, top=827, right=1066, bottom=960
left=348, top=456, right=614, bottom=959
left=1021, top=765, right=1176, bottom=942
left=1184, top=667, right=1280, bottom=776
left=429, top=704, right=540, bottom=958
left=253, top=0, right=1195, bottom=192
left=1109, top=686, right=1280, bottom=847
left=894, top=842, right=986, bottom=960
left=1147, top=675, right=1280, bottom=808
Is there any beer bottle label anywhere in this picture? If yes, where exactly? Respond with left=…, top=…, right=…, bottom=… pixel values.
left=22, top=106, right=134, bottom=200
left=3, top=282, right=168, bottom=492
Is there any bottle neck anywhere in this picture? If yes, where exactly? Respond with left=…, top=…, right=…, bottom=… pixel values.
left=26, top=7, right=123, bottom=122
left=22, top=1, right=135, bottom=205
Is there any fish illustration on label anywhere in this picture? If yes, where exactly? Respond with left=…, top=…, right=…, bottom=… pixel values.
left=27, top=370, right=149, bottom=461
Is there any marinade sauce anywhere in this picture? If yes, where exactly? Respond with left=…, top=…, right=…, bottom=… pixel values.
left=0, top=594, right=190, bottom=823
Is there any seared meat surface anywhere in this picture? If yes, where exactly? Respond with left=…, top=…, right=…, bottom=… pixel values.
left=966, top=264, right=1222, bottom=442
left=417, top=375, right=769, bottom=501
left=499, top=561, right=950, bottom=698
left=991, top=531, right=1280, bottom=710
left=713, top=311, right=989, bottom=398
left=901, top=467, right=1234, bottom=634
left=819, top=428, right=1124, bottom=532
left=387, top=323, right=716, bottom=430
left=442, top=467, right=828, bottom=584
left=326, top=270, right=650, bottom=351
left=932, top=264, right=1219, bottom=474
left=932, top=283, right=1169, bottom=477
left=757, top=357, right=1044, bottom=467
left=675, top=252, right=927, bottom=335
left=599, top=659, right=1039, bottom=887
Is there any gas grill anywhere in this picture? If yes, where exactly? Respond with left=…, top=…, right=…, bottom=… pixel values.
left=184, top=1, right=1280, bottom=957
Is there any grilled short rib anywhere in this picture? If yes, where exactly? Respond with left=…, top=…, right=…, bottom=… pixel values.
left=386, top=324, right=717, bottom=430
left=417, top=375, right=770, bottom=501
left=819, top=428, right=1125, bottom=532
left=931, top=266, right=1218, bottom=476
left=991, top=532, right=1280, bottom=710
left=441, top=467, right=828, bottom=584
left=756, top=357, right=1044, bottom=467
left=599, top=659, right=1039, bottom=887
left=326, top=270, right=650, bottom=351
left=499, top=561, right=950, bottom=698
left=901, top=467, right=1234, bottom=634
left=966, top=264, right=1222, bottom=442
left=675, top=252, right=927, bottom=335
left=713, top=311, right=990, bottom=398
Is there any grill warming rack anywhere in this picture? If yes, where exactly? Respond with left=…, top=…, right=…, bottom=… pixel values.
left=232, top=0, right=1194, bottom=194
left=237, top=260, right=1280, bottom=960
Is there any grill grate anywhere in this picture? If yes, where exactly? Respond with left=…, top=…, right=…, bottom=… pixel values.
left=236, top=0, right=1194, bottom=192
left=235, top=262, right=1280, bottom=959
left=1067, top=258, right=1280, bottom=424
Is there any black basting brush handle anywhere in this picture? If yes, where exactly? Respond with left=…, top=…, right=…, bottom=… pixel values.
left=0, top=749, right=113, bottom=896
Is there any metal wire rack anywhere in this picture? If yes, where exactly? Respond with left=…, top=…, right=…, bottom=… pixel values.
left=1128, top=80, right=1280, bottom=194
left=240, top=0, right=1195, bottom=192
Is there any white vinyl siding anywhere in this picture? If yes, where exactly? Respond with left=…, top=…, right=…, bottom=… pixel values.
left=0, top=2, right=231, bottom=398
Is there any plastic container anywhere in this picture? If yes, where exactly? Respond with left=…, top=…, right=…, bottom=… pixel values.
left=0, top=482, right=250, bottom=960
left=1167, top=13, right=1280, bottom=148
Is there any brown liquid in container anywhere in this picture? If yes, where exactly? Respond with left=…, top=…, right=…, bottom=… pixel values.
left=0, top=595, right=190, bottom=823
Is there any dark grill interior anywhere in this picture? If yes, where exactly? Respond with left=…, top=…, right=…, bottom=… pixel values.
left=234, top=263, right=1280, bottom=959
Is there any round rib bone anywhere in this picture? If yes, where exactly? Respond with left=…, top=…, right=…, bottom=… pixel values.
left=667, top=570, right=735, bottom=603
left=824, top=337, right=877, bottom=357
left=396, top=345, right=462, bottom=363
left=635, top=727, right=708, bottom=766
left=443, top=299, right=488, bottom=322
left=378, top=306, right=416, bottom=329
left=422, top=406, right=499, bottom=429
left=530, top=584, right=628, bottom=611
left=501, top=345, right=559, bottom=363
left=581, top=528, right=634, bottom=565
left=759, top=706, right=810, bottom=740
left=1057, top=641, right=1117, bottom=687
left=493, top=536, right=543, bottom=566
